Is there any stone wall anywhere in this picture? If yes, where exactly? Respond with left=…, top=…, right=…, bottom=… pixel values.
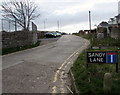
left=110, top=27, right=120, bottom=38
left=2, top=31, right=38, bottom=49
left=37, top=31, right=47, bottom=39
left=97, top=33, right=104, bottom=39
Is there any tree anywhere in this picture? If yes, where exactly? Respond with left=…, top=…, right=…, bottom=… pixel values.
left=1, top=0, right=40, bottom=31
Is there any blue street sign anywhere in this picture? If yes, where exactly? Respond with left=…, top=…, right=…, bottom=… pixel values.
left=106, top=51, right=117, bottom=63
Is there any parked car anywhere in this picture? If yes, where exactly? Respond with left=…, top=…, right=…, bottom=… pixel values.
left=45, top=32, right=57, bottom=38
left=56, top=32, right=62, bottom=37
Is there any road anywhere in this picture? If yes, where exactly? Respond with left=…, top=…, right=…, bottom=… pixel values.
left=2, top=35, right=90, bottom=93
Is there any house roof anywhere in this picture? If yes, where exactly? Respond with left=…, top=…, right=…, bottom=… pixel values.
left=98, top=21, right=108, bottom=27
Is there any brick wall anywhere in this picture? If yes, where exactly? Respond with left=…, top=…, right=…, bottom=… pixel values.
left=2, top=31, right=38, bottom=49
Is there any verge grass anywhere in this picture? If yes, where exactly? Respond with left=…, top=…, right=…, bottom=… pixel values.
left=72, top=33, right=120, bottom=94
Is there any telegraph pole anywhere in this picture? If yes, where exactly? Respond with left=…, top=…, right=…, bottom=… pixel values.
left=15, top=18, right=17, bottom=31
left=44, top=18, right=47, bottom=31
left=9, top=20, right=11, bottom=32
left=89, top=11, right=91, bottom=33
left=44, top=20, right=46, bottom=31
left=57, top=20, right=59, bottom=31
left=1, top=19, right=3, bottom=31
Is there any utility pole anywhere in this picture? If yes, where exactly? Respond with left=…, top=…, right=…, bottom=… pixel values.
left=89, top=11, right=91, bottom=34
left=9, top=20, right=11, bottom=32
left=15, top=18, right=17, bottom=31
left=1, top=19, right=3, bottom=31
left=57, top=20, right=59, bottom=31
left=44, top=20, right=46, bottom=31
left=117, top=15, right=120, bottom=38
left=44, top=18, right=47, bottom=31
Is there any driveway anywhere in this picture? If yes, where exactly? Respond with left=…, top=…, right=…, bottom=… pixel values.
left=2, top=35, right=90, bottom=93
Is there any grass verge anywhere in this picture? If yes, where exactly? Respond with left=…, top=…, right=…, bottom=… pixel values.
left=2, top=40, right=41, bottom=55
left=72, top=34, right=120, bottom=95
left=73, top=33, right=120, bottom=47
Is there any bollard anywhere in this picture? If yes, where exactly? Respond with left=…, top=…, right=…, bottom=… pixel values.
left=103, top=73, right=112, bottom=93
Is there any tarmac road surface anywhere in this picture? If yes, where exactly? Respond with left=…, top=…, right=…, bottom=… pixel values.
left=2, top=35, right=90, bottom=93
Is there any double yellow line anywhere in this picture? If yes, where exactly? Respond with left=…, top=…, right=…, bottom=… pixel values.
left=52, top=47, right=82, bottom=93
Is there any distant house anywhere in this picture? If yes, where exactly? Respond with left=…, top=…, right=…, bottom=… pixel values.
left=98, top=21, right=109, bottom=27
left=78, top=29, right=96, bottom=36
left=108, top=18, right=117, bottom=25
left=115, top=14, right=120, bottom=24
left=79, top=30, right=84, bottom=34
left=108, top=14, right=120, bottom=39
left=97, top=21, right=110, bottom=37
left=84, top=30, right=90, bottom=34
left=96, top=1, right=120, bottom=39
left=108, top=14, right=120, bottom=26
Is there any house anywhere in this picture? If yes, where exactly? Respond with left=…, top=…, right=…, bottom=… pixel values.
left=108, top=14, right=120, bottom=39
left=115, top=14, right=120, bottom=24
left=98, top=21, right=109, bottom=27
left=97, top=21, right=110, bottom=37
left=108, top=14, right=120, bottom=26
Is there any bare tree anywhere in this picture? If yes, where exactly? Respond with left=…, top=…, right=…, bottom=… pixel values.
left=1, top=0, right=40, bottom=31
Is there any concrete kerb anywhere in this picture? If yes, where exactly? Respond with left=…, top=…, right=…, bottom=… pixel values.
left=68, top=40, right=90, bottom=95
left=69, top=69, right=80, bottom=95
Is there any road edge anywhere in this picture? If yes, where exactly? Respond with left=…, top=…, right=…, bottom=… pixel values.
left=68, top=39, right=90, bottom=94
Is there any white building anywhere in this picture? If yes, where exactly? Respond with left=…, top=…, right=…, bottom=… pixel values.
left=108, top=18, right=117, bottom=25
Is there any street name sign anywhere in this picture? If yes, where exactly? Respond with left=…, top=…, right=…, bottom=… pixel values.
left=87, top=51, right=118, bottom=72
left=87, top=51, right=106, bottom=63
left=87, top=51, right=118, bottom=64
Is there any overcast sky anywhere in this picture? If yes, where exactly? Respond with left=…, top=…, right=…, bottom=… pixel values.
left=0, top=0, right=120, bottom=33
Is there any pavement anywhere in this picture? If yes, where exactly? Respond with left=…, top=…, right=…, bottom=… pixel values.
left=2, top=35, right=90, bottom=93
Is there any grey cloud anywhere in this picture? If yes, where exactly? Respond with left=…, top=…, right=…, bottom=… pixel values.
left=35, top=2, right=90, bottom=30
left=0, top=0, right=119, bottom=32
left=91, top=2, right=118, bottom=24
